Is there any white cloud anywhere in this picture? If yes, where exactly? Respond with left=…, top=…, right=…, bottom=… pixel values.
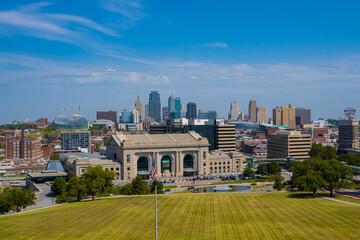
left=0, top=3, right=119, bottom=44
left=106, top=68, right=117, bottom=72
left=170, top=61, right=203, bottom=68
left=204, top=42, right=228, bottom=48
left=100, top=0, right=146, bottom=26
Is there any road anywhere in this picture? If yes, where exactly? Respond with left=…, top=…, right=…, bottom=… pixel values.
left=25, top=183, right=55, bottom=211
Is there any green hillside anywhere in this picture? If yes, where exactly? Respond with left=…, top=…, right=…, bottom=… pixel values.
left=1, top=192, right=359, bottom=240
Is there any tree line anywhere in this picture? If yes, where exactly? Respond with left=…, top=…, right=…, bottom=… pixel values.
left=51, top=166, right=164, bottom=203
left=290, top=143, right=353, bottom=197
left=0, top=187, right=36, bottom=214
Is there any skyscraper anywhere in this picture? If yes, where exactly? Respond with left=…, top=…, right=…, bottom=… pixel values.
left=149, top=91, right=161, bottom=122
left=256, top=107, right=268, bottom=124
left=248, top=100, right=257, bottom=122
left=186, top=102, right=197, bottom=119
left=228, top=101, right=240, bottom=121
left=168, top=95, right=181, bottom=119
left=295, top=107, right=311, bottom=124
left=134, top=96, right=143, bottom=120
left=272, top=104, right=296, bottom=129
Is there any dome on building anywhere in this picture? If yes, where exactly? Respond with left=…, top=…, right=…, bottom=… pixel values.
left=54, top=115, right=72, bottom=125
left=74, top=117, right=88, bottom=125
left=52, top=115, right=88, bottom=130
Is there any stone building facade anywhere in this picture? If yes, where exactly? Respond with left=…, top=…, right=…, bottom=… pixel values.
left=105, top=132, right=245, bottom=181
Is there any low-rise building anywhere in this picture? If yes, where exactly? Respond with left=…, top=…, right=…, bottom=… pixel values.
left=268, top=131, right=311, bottom=160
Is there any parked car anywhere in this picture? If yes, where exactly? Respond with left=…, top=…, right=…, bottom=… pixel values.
left=165, top=189, right=171, bottom=192
left=187, top=186, right=195, bottom=190
left=251, top=183, right=257, bottom=186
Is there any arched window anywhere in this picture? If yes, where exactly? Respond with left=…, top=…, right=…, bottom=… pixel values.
left=184, top=155, right=194, bottom=169
left=161, top=156, right=171, bottom=173
left=137, top=157, right=149, bottom=172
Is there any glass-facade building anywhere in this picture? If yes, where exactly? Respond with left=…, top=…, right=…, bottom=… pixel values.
left=198, top=111, right=218, bottom=119
left=149, top=91, right=161, bottom=122
left=187, top=102, right=197, bottom=119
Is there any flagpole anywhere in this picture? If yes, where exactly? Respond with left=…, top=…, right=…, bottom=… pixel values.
left=155, top=180, right=158, bottom=240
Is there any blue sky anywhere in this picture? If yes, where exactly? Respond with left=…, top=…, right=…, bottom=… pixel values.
left=1, top=0, right=360, bottom=123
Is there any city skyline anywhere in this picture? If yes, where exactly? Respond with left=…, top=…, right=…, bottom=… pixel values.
left=1, top=1, right=360, bottom=122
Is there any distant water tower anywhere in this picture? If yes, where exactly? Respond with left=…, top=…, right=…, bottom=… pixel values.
left=344, top=107, right=356, bottom=120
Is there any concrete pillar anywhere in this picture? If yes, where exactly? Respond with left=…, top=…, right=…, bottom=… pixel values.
left=171, top=154, right=175, bottom=175
left=179, top=151, right=183, bottom=174
left=156, top=152, right=161, bottom=176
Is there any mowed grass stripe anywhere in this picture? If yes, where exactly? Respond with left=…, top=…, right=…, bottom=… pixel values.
left=0, top=192, right=359, bottom=240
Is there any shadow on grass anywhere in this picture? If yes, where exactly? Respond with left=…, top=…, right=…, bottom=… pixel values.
left=287, top=192, right=330, bottom=199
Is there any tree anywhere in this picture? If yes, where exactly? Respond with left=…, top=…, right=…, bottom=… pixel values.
left=0, top=193, right=11, bottom=214
left=131, top=176, right=150, bottom=195
left=256, top=164, right=267, bottom=176
left=309, top=143, right=336, bottom=160
left=291, top=159, right=326, bottom=197
left=51, top=178, right=67, bottom=196
left=119, top=183, right=134, bottom=195
left=318, top=159, right=353, bottom=197
left=243, top=167, right=255, bottom=178
left=43, top=126, right=60, bottom=144
left=291, top=158, right=353, bottom=197
left=272, top=174, right=285, bottom=191
left=5, top=187, right=35, bottom=212
left=266, top=161, right=281, bottom=175
left=151, top=181, right=164, bottom=194
left=81, top=166, right=116, bottom=200
left=338, top=154, right=360, bottom=167
left=67, top=175, right=87, bottom=202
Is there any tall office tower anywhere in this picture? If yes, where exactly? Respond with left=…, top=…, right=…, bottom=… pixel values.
left=134, top=96, right=143, bottom=120
left=268, top=131, right=312, bottom=160
left=248, top=100, right=257, bottom=122
left=168, top=95, right=181, bottom=116
left=97, top=111, right=118, bottom=124
left=256, top=107, right=268, bottom=124
left=162, top=107, right=169, bottom=120
left=338, top=108, right=359, bottom=149
left=145, top=104, right=149, bottom=118
left=272, top=104, right=296, bottom=129
left=273, top=107, right=282, bottom=126
left=228, top=101, right=240, bottom=121
left=296, top=107, right=311, bottom=124
left=186, top=102, right=197, bottom=119
left=149, top=91, right=161, bottom=122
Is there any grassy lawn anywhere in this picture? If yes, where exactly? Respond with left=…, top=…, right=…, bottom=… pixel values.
left=0, top=192, right=359, bottom=239
left=351, top=184, right=360, bottom=190
left=251, top=185, right=273, bottom=190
